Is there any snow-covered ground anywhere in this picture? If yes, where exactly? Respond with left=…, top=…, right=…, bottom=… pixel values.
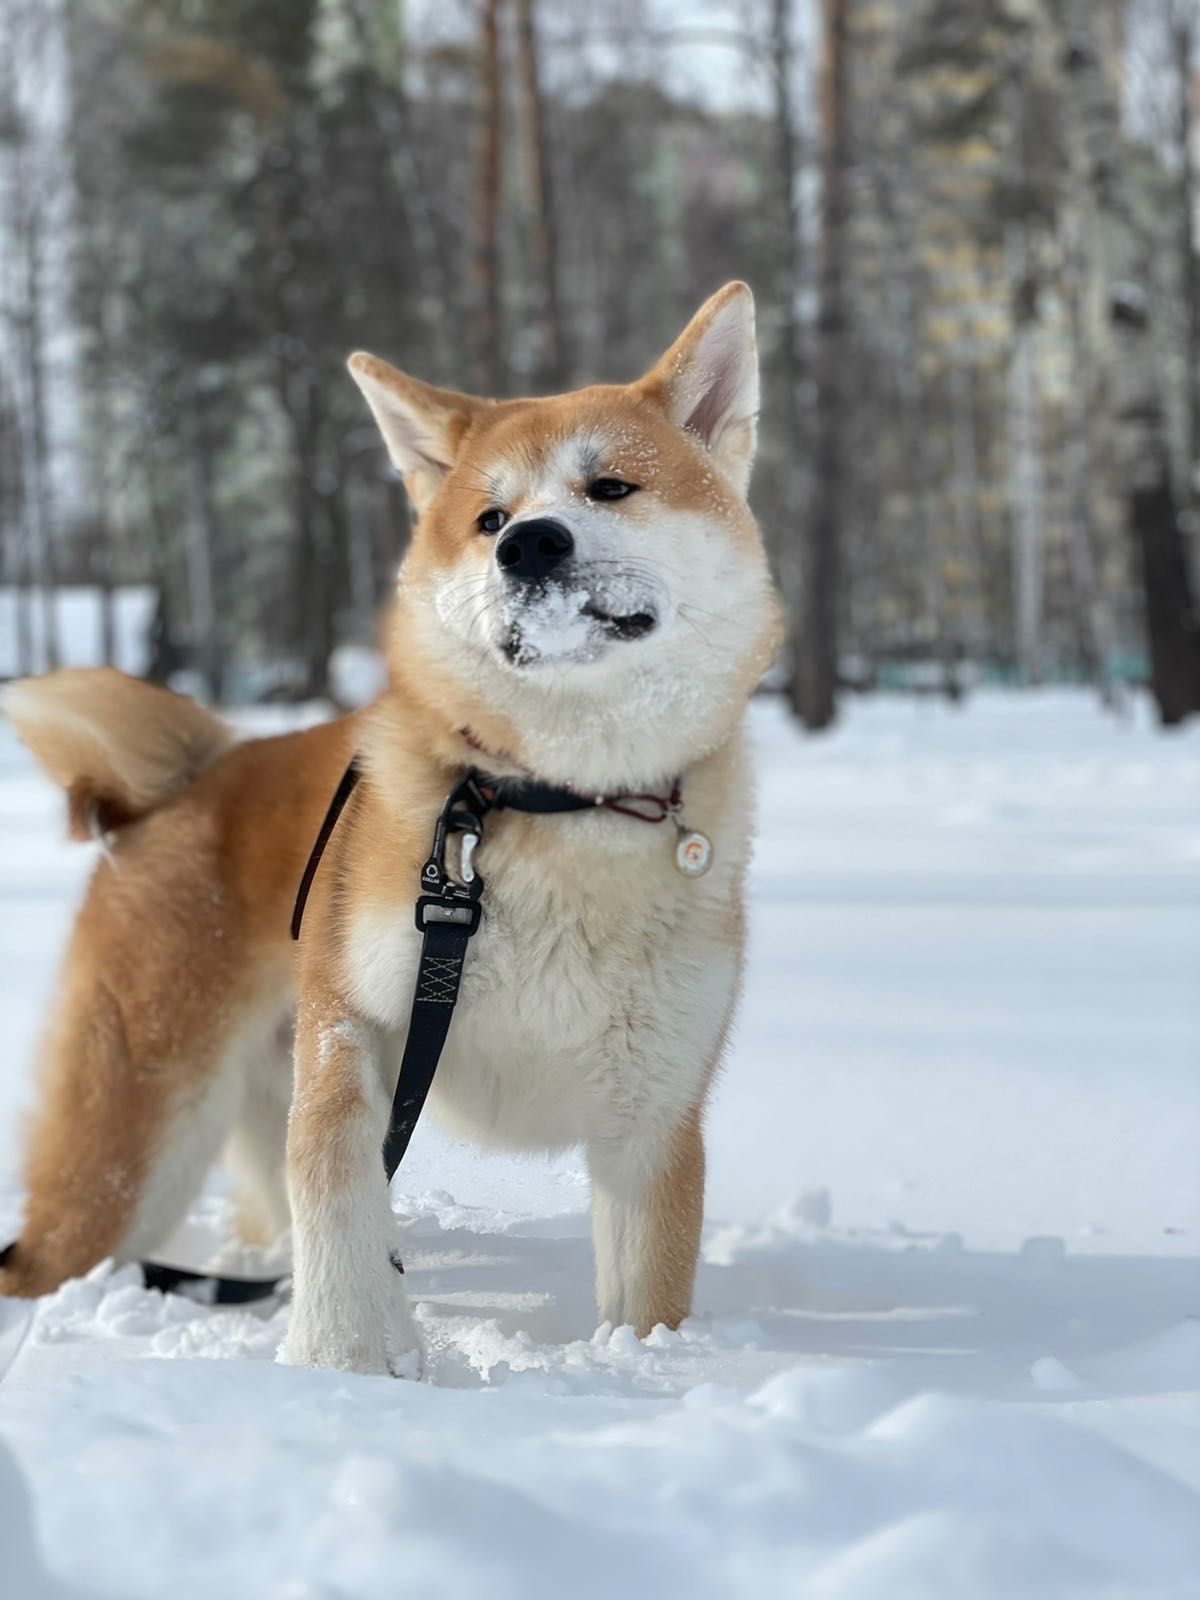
left=0, top=690, right=1197, bottom=1599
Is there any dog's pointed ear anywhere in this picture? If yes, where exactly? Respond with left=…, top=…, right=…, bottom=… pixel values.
left=348, top=354, right=485, bottom=512
left=634, top=282, right=759, bottom=496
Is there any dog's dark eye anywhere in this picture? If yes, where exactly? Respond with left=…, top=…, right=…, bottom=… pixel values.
left=586, top=478, right=638, bottom=502
left=478, top=508, right=508, bottom=535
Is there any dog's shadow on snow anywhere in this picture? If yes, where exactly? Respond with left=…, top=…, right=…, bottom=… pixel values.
left=400, top=1210, right=1199, bottom=1398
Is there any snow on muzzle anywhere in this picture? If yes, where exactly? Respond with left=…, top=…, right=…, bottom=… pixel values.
left=499, top=562, right=664, bottom=666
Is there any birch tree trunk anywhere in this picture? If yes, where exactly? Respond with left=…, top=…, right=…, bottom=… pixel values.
left=1060, top=0, right=1200, bottom=722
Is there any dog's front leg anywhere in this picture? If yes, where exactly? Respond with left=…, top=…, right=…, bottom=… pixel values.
left=587, top=1105, right=705, bottom=1338
left=281, top=996, right=420, bottom=1377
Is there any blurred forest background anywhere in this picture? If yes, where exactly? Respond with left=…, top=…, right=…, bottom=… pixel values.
left=2, top=0, right=1200, bottom=728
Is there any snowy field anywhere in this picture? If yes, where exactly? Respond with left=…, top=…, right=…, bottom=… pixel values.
left=0, top=689, right=1197, bottom=1599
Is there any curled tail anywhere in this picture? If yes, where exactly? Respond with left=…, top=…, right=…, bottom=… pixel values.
left=1, top=668, right=232, bottom=839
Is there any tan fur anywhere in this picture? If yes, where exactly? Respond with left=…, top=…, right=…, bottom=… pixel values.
left=2, top=669, right=233, bottom=839
left=1, top=286, right=780, bottom=1366
left=0, top=706, right=356, bottom=1295
left=640, top=1104, right=707, bottom=1335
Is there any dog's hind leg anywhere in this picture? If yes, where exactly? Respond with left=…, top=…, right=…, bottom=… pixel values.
left=225, top=1013, right=293, bottom=1249
left=0, top=978, right=243, bottom=1299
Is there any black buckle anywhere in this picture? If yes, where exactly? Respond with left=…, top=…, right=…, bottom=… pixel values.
left=416, top=769, right=493, bottom=924
left=414, top=892, right=483, bottom=935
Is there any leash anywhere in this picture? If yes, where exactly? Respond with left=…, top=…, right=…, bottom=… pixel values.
left=380, top=770, right=488, bottom=1178
left=290, top=758, right=362, bottom=941
left=1, top=754, right=701, bottom=1310
left=0, top=1236, right=291, bottom=1310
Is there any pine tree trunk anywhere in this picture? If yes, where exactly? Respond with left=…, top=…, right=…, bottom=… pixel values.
left=1131, top=463, right=1200, bottom=724
left=1176, top=10, right=1200, bottom=496
left=769, top=0, right=807, bottom=648
left=1062, top=210, right=1120, bottom=707
left=181, top=388, right=224, bottom=702
left=475, top=0, right=504, bottom=396
left=769, top=0, right=804, bottom=454
left=791, top=0, right=848, bottom=731
left=516, top=0, right=565, bottom=390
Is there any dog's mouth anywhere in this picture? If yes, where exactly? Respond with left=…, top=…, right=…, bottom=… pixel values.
left=578, top=601, right=658, bottom=641
left=497, top=578, right=661, bottom=667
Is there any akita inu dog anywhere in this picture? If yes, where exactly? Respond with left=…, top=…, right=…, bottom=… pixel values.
left=0, top=283, right=781, bottom=1375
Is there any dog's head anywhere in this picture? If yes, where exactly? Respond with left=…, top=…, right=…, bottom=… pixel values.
left=350, top=283, right=781, bottom=787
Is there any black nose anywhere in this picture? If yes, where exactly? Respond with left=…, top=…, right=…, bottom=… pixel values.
left=495, top=518, right=574, bottom=584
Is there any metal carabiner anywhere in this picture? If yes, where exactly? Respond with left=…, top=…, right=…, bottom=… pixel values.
left=460, top=829, right=480, bottom=883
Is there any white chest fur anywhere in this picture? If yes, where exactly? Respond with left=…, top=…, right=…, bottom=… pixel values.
left=344, top=736, right=754, bottom=1157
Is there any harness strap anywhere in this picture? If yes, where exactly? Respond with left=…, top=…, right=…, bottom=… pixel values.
left=290, top=758, right=361, bottom=941
left=383, top=910, right=477, bottom=1179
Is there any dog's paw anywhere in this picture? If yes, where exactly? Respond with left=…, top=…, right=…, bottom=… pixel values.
left=278, top=1330, right=424, bottom=1378
left=385, top=1342, right=423, bottom=1382
left=280, top=1266, right=423, bottom=1378
left=0, top=1243, right=56, bottom=1300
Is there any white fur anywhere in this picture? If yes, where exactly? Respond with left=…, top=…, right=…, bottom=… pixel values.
left=224, top=1013, right=294, bottom=1247
left=119, top=999, right=292, bottom=1264
left=418, top=429, right=774, bottom=794
left=589, top=1144, right=678, bottom=1331
left=346, top=788, right=744, bottom=1154
left=282, top=1015, right=421, bottom=1377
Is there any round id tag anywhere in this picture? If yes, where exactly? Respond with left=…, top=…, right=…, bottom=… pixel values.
left=675, top=830, right=713, bottom=877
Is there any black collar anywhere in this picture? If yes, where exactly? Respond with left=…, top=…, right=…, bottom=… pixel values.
left=458, top=726, right=682, bottom=822
left=478, top=772, right=683, bottom=823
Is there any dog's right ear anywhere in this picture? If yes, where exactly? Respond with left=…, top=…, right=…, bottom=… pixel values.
left=348, top=355, right=485, bottom=513
left=634, top=282, right=759, bottom=497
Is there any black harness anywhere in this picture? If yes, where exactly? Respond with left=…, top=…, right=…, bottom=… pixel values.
left=117, top=755, right=682, bottom=1305
left=294, top=758, right=681, bottom=1180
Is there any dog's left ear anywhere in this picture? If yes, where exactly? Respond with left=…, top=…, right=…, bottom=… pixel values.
left=635, top=282, right=759, bottom=496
